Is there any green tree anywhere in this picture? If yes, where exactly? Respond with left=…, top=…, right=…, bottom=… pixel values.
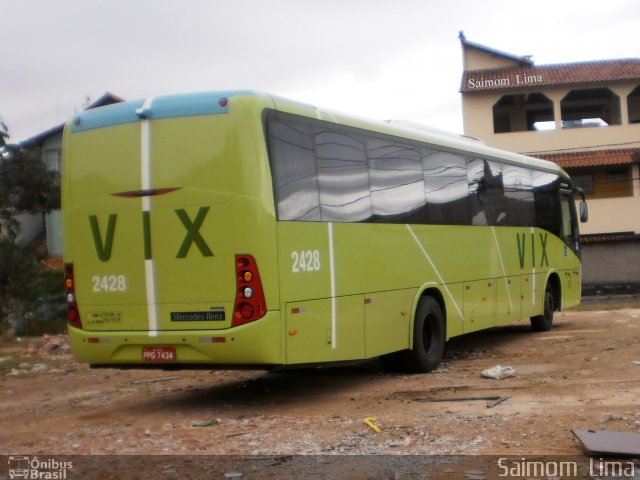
left=0, top=120, right=8, bottom=147
left=0, top=121, right=64, bottom=335
left=0, top=141, right=60, bottom=240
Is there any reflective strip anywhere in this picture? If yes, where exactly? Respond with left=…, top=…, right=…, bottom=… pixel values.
left=140, top=98, right=158, bottom=336
left=328, top=222, right=337, bottom=349
left=531, top=227, right=536, bottom=306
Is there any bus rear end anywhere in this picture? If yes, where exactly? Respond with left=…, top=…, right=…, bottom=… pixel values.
left=62, top=92, right=282, bottom=367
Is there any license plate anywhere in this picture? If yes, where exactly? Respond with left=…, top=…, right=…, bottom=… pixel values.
left=142, top=347, right=176, bottom=362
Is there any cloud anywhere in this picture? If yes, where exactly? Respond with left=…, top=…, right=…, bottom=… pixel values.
left=1, top=0, right=638, bottom=140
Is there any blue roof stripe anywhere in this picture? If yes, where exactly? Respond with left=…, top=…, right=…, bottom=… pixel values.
left=70, top=100, right=144, bottom=133
left=148, top=92, right=227, bottom=119
left=69, top=90, right=257, bottom=133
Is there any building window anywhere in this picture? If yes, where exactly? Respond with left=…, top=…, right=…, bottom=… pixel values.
left=570, top=173, right=594, bottom=195
left=492, top=93, right=554, bottom=133
left=627, top=85, right=640, bottom=124
left=567, top=167, right=632, bottom=198
left=604, top=166, right=632, bottom=197
left=560, top=88, right=621, bottom=128
left=44, top=148, right=62, bottom=172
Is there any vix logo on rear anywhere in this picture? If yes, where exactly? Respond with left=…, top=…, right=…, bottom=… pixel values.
left=89, top=206, right=213, bottom=262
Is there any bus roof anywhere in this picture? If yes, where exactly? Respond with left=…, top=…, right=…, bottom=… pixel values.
left=66, top=90, right=568, bottom=180
left=268, top=93, right=569, bottom=180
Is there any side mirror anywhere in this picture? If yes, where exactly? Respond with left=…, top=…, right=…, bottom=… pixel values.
left=579, top=201, right=588, bottom=223
left=573, top=186, right=588, bottom=223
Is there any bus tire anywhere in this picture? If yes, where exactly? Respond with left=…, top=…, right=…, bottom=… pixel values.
left=530, top=284, right=554, bottom=332
left=404, top=296, right=445, bottom=373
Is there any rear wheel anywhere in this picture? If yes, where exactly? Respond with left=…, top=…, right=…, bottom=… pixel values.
left=403, top=297, right=445, bottom=373
left=530, top=284, right=554, bottom=332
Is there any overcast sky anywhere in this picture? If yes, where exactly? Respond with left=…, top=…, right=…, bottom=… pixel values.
left=2, top=0, right=639, bottom=142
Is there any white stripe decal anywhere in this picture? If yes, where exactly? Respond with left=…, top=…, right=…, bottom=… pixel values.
left=328, top=222, right=337, bottom=349
left=491, top=226, right=512, bottom=310
left=406, top=225, right=464, bottom=321
left=531, top=227, right=536, bottom=306
left=140, top=96, right=154, bottom=191
left=140, top=97, right=158, bottom=336
left=145, top=260, right=158, bottom=336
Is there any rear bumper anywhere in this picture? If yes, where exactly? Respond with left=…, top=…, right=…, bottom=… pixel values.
left=68, top=311, right=282, bottom=366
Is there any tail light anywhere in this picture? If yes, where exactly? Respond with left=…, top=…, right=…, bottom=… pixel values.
left=64, top=263, right=82, bottom=329
left=233, top=255, right=266, bottom=326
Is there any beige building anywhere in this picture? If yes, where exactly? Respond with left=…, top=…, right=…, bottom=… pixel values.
left=19, top=93, right=123, bottom=257
left=459, top=33, right=640, bottom=294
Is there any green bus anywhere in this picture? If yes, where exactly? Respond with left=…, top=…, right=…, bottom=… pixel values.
left=62, top=90, right=587, bottom=372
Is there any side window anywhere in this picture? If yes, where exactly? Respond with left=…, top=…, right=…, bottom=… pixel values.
left=533, top=171, right=562, bottom=236
left=468, top=158, right=505, bottom=226
left=267, top=115, right=320, bottom=221
left=367, top=138, right=425, bottom=221
left=482, top=161, right=506, bottom=225
left=503, top=166, right=535, bottom=226
left=268, top=110, right=563, bottom=231
left=315, top=128, right=372, bottom=222
left=422, top=150, right=469, bottom=225
left=560, top=190, right=580, bottom=256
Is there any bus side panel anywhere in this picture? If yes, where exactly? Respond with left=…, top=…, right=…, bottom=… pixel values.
left=285, top=296, right=364, bottom=364
left=277, top=222, right=445, bottom=362
left=562, top=246, right=582, bottom=309
left=562, top=268, right=581, bottom=309
left=520, top=275, right=536, bottom=318
left=497, top=276, right=522, bottom=324
left=463, top=279, right=497, bottom=331
left=406, top=224, right=502, bottom=335
left=440, top=282, right=465, bottom=338
left=364, top=289, right=414, bottom=358
left=491, top=226, right=579, bottom=322
left=276, top=219, right=579, bottom=363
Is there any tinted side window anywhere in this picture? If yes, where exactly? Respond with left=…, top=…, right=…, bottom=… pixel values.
left=482, top=161, right=506, bottom=225
left=316, top=128, right=372, bottom=222
left=468, top=158, right=506, bottom=226
left=267, top=116, right=320, bottom=221
left=533, top=171, right=561, bottom=236
left=560, top=190, right=581, bottom=257
left=268, top=111, right=562, bottom=232
left=422, top=150, right=469, bottom=225
left=503, top=165, right=535, bottom=226
left=367, top=138, right=425, bottom=222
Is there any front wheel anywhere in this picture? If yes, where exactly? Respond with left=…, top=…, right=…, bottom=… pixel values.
left=403, top=297, right=445, bottom=373
left=530, top=284, right=554, bottom=332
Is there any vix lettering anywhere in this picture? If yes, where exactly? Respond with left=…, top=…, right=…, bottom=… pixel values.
left=516, top=232, right=549, bottom=269
left=89, top=207, right=213, bottom=262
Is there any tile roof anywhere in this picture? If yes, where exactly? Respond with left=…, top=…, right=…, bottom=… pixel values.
left=459, top=33, right=534, bottom=67
left=461, top=59, right=640, bottom=94
left=19, top=92, right=124, bottom=147
left=531, top=149, right=640, bottom=168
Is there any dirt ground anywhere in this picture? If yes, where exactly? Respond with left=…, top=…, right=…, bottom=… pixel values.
left=1, top=308, right=640, bottom=478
